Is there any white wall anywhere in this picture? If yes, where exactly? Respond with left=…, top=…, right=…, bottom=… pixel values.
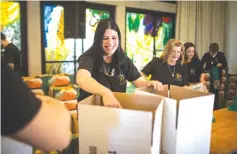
left=224, top=1, right=237, bottom=74
left=26, top=1, right=176, bottom=76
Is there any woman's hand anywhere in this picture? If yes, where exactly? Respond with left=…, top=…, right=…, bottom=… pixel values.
left=146, top=80, right=164, bottom=92
left=202, top=83, right=209, bottom=93
left=101, top=89, right=122, bottom=108
left=132, top=77, right=164, bottom=92
left=217, top=63, right=222, bottom=68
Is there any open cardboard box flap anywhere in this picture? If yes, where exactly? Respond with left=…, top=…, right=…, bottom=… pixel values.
left=78, top=92, right=164, bottom=154
left=135, top=85, right=215, bottom=154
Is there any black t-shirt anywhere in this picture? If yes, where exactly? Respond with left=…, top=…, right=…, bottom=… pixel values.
left=77, top=50, right=141, bottom=101
left=1, top=61, right=41, bottom=136
left=3, top=43, right=21, bottom=74
left=201, top=51, right=227, bottom=78
left=187, top=58, right=203, bottom=83
left=142, top=58, right=189, bottom=87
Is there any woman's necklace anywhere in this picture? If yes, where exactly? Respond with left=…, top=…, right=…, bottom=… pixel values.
left=104, top=63, right=115, bottom=77
left=167, top=64, right=176, bottom=77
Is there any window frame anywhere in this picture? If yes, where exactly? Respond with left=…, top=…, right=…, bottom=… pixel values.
left=1, top=1, right=28, bottom=76
left=40, top=1, right=115, bottom=76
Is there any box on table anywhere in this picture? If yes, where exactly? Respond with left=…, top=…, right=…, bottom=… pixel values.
left=135, top=85, right=215, bottom=154
left=78, top=92, right=164, bottom=154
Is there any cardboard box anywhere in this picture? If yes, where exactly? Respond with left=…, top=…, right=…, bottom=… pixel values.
left=135, top=85, right=215, bottom=154
left=78, top=93, right=164, bottom=154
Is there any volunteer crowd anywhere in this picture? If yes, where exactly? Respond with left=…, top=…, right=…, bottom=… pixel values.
left=1, top=19, right=227, bottom=151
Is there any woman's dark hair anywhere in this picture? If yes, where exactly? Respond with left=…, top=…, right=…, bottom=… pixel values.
left=209, top=43, right=219, bottom=53
left=184, top=42, right=198, bottom=61
left=88, top=19, right=126, bottom=73
left=1, top=32, right=6, bottom=40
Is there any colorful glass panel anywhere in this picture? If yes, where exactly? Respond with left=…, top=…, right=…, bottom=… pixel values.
left=126, top=12, right=174, bottom=71
left=43, top=5, right=111, bottom=74
left=155, top=17, right=173, bottom=57
left=126, top=12, right=154, bottom=71
left=84, top=8, right=110, bottom=51
left=0, top=2, right=21, bottom=50
left=46, top=62, right=78, bottom=75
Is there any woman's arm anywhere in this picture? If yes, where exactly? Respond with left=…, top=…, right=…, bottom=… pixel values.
left=76, top=69, right=121, bottom=108
left=133, top=76, right=164, bottom=92
left=76, top=69, right=110, bottom=97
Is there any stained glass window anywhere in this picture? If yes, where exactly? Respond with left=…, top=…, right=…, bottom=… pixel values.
left=155, top=17, right=173, bottom=57
left=126, top=11, right=174, bottom=71
left=126, top=12, right=154, bottom=71
left=43, top=4, right=82, bottom=75
left=43, top=4, right=111, bottom=75
left=0, top=2, right=21, bottom=50
left=84, top=8, right=110, bottom=51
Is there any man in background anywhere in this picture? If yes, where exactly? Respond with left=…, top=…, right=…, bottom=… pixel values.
left=1, top=32, right=21, bottom=75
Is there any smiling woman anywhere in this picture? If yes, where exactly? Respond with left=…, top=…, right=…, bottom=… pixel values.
left=141, top=39, right=189, bottom=87
left=76, top=19, right=164, bottom=108
left=102, top=29, right=119, bottom=58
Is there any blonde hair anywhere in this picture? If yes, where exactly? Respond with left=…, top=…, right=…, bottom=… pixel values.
left=160, top=39, right=185, bottom=65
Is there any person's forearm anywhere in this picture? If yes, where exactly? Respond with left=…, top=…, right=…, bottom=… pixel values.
left=76, top=72, right=111, bottom=97
left=12, top=96, right=71, bottom=151
left=133, top=76, right=150, bottom=88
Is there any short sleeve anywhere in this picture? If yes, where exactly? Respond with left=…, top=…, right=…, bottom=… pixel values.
left=77, top=54, right=94, bottom=73
left=141, top=58, right=157, bottom=76
left=124, top=57, right=141, bottom=82
left=1, top=62, right=42, bottom=135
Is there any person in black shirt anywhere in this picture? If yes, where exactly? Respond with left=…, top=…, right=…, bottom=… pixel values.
left=184, top=42, right=205, bottom=84
left=1, top=32, right=21, bottom=75
left=2, top=60, right=71, bottom=151
left=76, top=19, right=164, bottom=107
left=141, top=39, right=189, bottom=87
left=201, top=43, right=227, bottom=79
left=201, top=43, right=227, bottom=110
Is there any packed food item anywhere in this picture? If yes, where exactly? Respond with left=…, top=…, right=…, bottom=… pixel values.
left=49, top=84, right=80, bottom=101
left=36, top=74, right=72, bottom=95
left=61, top=100, right=77, bottom=111
left=48, top=74, right=70, bottom=87
left=22, top=77, right=43, bottom=89
left=36, top=74, right=53, bottom=86
left=34, top=149, right=59, bottom=154
left=31, top=89, right=44, bottom=95
left=34, top=149, right=44, bottom=154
